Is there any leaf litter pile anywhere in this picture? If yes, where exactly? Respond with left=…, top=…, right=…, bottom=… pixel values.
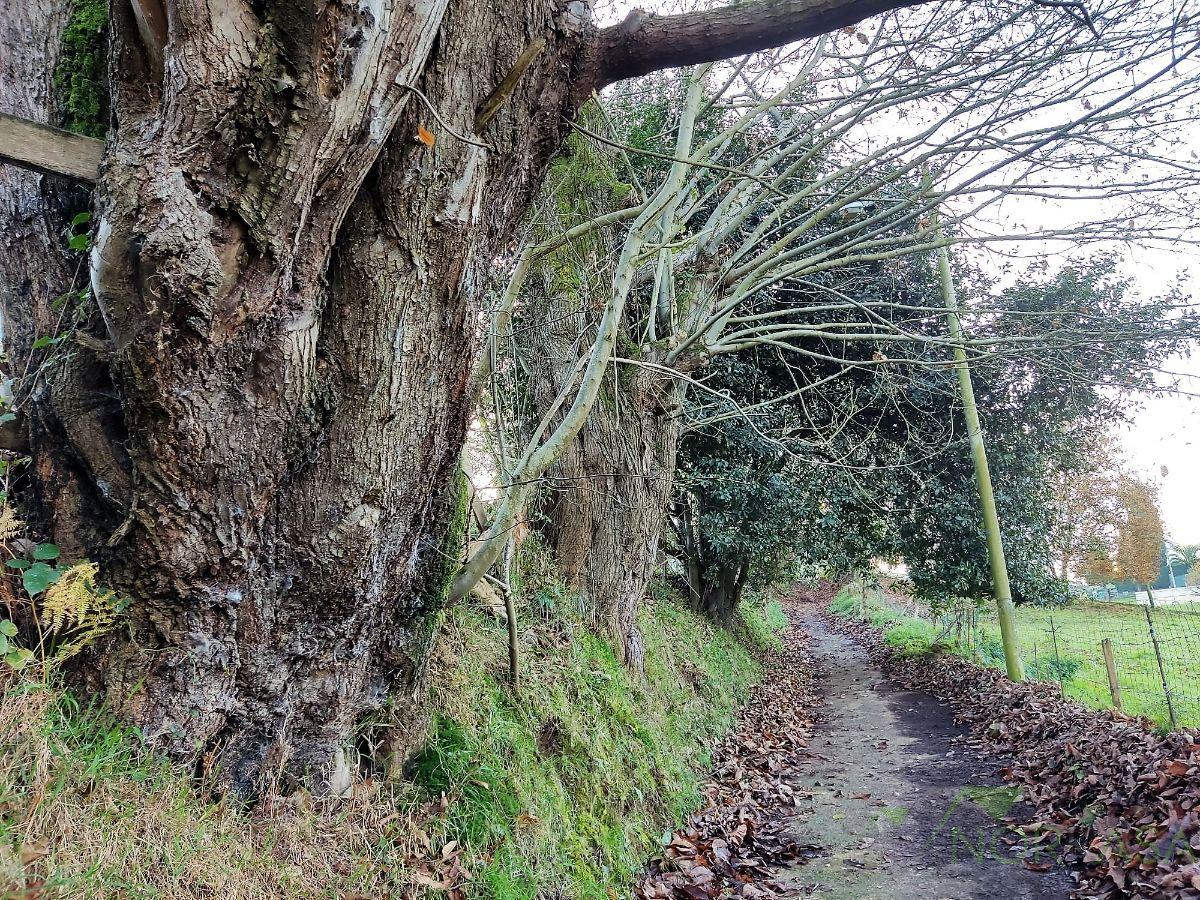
left=636, top=594, right=827, bottom=899
left=821, top=593, right=1200, bottom=900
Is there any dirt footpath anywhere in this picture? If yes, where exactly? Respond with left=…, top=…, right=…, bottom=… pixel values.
left=784, top=613, right=1074, bottom=900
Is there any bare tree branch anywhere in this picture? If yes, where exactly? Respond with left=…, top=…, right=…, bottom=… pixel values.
left=580, top=0, right=932, bottom=91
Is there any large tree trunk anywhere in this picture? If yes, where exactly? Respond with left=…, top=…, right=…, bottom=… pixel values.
left=0, top=0, right=107, bottom=563
left=5, top=0, right=593, bottom=798
left=684, top=559, right=747, bottom=623
left=1, top=0, right=936, bottom=796
left=524, top=281, right=683, bottom=665
left=544, top=363, right=682, bottom=667
left=0, top=0, right=76, bottom=363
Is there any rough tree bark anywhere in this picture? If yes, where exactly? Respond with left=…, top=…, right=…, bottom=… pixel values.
left=527, top=296, right=683, bottom=666
left=684, top=557, right=748, bottom=624
left=544, top=370, right=681, bottom=668
left=0, top=0, right=105, bottom=566
left=76, top=0, right=600, bottom=797
left=0, top=0, right=934, bottom=796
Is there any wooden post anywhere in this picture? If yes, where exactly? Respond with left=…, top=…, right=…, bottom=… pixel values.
left=1101, top=638, right=1123, bottom=712
left=1143, top=605, right=1178, bottom=730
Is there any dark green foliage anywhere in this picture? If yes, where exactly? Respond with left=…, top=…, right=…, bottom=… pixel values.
left=679, top=249, right=1191, bottom=608
left=54, top=0, right=109, bottom=137
left=892, top=255, right=1193, bottom=606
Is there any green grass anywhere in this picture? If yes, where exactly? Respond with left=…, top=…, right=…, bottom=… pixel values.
left=420, top=584, right=778, bottom=898
left=970, top=600, right=1200, bottom=729
left=882, top=619, right=944, bottom=658
left=831, top=584, right=1200, bottom=730
left=1, top=580, right=781, bottom=899
left=831, top=588, right=941, bottom=657
left=736, top=596, right=789, bottom=651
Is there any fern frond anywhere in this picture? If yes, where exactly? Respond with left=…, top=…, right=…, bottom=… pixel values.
left=0, top=505, right=23, bottom=542
left=41, top=562, right=119, bottom=644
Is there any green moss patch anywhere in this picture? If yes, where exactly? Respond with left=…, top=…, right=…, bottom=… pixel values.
left=55, top=0, right=109, bottom=137
left=418, top=582, right=777, bottom=898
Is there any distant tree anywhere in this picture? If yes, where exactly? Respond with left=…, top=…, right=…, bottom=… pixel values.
left=1046, top=437, right=1123, bottom=581
left=888, top=257, right=1190, bottom=606
left=672, top=356, right=892, bottom=621
left=1169, top=543, right=1200, bottom=568
left=1114, top=475, right=1165, bottom=598
left=1188, top=561, right=1200, bottom=588
left=672, top=255, right=1190, bottom=613
left=1077, top=546, right=1118, bottom=586
left=1167, top=542, right=1200, bottom=585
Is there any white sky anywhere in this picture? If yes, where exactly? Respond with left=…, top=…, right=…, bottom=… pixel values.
left=1124, top=380, right=1200, bottom=543
left=1116, top=247, right=1200, bottom=543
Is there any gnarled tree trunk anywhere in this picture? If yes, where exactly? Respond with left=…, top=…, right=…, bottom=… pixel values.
left=673, top=488, right=751, bottom=624
left=541, top=357, right=682, bottom=667
left=8, top=0, right=596, bottom=798
left=683, top=557, right=747, bottom=623
left=0, top=0, right=934, bottom=796
left=519, top=272, right=685, bottom=665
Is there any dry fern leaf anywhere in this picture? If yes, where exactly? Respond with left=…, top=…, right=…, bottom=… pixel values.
left=0, top=505, right=23, bottom=542
left=42, top=562, right=114, bottom=633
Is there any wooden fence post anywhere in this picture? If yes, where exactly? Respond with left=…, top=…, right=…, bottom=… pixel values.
left=1101, top=638, right=1123, bottom=713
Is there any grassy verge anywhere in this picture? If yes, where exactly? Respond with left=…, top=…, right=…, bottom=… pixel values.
left=1, top=582, right=783, bottom=899
left=829, top=584, right=1200, bottom=730
left=828, top=588, right=944, bottom=659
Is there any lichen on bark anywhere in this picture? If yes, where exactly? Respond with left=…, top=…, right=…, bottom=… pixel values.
left=417, top=468, right=471, bottom=611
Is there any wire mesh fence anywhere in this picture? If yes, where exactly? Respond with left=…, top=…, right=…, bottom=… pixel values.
left=860, top=582, right=1200, bottom=731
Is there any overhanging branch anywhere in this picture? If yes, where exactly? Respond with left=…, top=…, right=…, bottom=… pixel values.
left=580, top=0, right=931, bottom=91
left=0, top=113, right=102, bottom=183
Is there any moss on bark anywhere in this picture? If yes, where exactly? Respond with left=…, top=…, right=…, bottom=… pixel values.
left=54, top=0, right=109, bottom=137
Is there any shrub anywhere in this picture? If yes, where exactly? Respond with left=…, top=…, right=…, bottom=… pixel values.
left=883, top=620, right=944, bottom=658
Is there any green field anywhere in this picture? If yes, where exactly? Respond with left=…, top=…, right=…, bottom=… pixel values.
left=835, top=586, right=1200, bottom=730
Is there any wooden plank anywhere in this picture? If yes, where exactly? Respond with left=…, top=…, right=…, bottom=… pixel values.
left=0, top=112, right=102, bottom=183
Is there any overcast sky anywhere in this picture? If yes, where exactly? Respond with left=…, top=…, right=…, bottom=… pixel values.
left=1116, top=247, right=1200, bottom=543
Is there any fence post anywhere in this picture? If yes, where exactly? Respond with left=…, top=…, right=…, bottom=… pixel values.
left=1143, top=605, right=1178, bottom=730
left=1101, top=638, right=1123, bottom=713
left=1048, top=614, right=1065, bottom=696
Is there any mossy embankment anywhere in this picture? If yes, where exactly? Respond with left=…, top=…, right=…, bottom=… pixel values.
left=0, top=579, right=784, bottom=899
